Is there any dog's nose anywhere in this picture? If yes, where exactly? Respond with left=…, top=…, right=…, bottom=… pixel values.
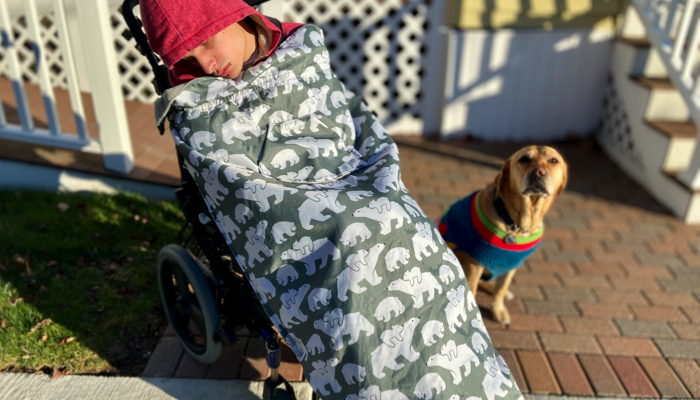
left=531, top=166, right=547, bottom=177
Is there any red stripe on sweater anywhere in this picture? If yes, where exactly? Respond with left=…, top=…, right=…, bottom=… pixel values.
left=469, top=194, right=541, bottom=252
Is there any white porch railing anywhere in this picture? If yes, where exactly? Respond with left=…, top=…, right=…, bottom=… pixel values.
left=633, top=0, right=700, bottom=189
left=0, top=0, right=133, bottom=174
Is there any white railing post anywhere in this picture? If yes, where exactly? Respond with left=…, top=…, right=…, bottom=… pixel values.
left=74, top=0, right=133, bottom=174
left=421, top=0, right=449, bottom=136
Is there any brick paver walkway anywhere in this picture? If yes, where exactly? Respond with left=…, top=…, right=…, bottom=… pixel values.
left=143, top=137, right=700, bottom=398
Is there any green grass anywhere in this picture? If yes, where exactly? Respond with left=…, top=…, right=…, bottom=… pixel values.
left=0, top=190, right=185, bottom=375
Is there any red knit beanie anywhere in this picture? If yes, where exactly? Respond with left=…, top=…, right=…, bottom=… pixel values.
left=139, top=0, right=284, bottom=68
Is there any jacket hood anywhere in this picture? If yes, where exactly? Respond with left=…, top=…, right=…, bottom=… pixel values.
left=139, top=0, right=283, bottom=72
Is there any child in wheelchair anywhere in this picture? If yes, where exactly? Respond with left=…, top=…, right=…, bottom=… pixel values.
left=136, top=0, right=523, bottom=398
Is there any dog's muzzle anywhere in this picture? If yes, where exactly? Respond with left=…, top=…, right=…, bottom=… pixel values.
left=522, top=167, right=551, bottom=197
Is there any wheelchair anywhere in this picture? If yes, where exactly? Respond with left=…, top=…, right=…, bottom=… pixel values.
left=121, top=1, right=298, bottom=398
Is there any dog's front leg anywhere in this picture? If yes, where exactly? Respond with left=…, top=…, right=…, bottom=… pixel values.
left=454, top=251, right=483, bottom=298
left=492, top=269, right=517, bottom=326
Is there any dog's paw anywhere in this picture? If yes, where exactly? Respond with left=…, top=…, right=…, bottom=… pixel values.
left=492, top=304, right=511, bottom=326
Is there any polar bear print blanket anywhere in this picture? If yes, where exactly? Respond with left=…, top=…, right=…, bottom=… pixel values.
left=155, top=24, right=523, bottom=400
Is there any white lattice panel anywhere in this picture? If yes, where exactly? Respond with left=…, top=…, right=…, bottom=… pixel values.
left=279, top=0, right=429, bottom=133
left=0, top=7, right=158, bottom=104
left=0, top=13, right=68, bottom=88
left=0, top=1, right=433, bottom=130
left=110, top=6, right=158, bottom=103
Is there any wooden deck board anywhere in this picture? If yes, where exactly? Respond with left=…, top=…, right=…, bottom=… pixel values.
left=0, top=78, right=180, bottom=187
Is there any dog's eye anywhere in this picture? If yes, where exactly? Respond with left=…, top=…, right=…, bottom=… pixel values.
left=518, top=156, right=530, bottom=163
left=550, top=158, right=558, bottom=163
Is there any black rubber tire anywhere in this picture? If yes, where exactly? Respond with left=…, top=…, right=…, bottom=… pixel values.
left=157, top=244, right=222, bottom=365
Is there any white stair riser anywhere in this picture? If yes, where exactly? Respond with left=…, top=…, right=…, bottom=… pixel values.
left=664, top=137, right=696, bottom=172
left=685, top=194, right=700, bottom=223
left=619, top=4, right=647, bottom=39
left=631, top=47, right=668, bottom=78
left=646, top=90, right=689, bottom=121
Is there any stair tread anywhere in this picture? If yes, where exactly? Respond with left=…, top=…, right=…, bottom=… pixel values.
left=629, top=75, right=675, bottom=89
left=646, top=119, right=697, bottom=138
left=616, top=36, right=651, bottom=47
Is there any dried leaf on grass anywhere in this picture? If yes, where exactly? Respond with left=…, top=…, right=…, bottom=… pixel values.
left=12, top=254, right=31, bottom=275
left=51, top=337, right=76, bottom=349
left=1, top=319, right=6, bottom=329
left=40, top=333, right=48, bottom=343
left=29, top=318, right=52, bottom=333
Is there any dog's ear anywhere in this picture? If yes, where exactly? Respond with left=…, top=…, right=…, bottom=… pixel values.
left=495, top=157, right=512, bottom=197
left=556, top=161, right=568, bottom=196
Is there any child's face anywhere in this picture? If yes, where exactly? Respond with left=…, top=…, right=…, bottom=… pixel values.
left=181, top=21, right=255, bottom=79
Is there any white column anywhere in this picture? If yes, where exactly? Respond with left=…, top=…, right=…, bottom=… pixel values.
left=74, top=0, right=133, bottom=174
left=420, top=0, right=449, bottom=137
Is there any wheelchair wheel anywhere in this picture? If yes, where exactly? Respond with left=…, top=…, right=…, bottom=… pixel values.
left=157, top=244, right=222, bottom=365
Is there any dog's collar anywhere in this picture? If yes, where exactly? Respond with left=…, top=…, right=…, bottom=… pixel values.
left=492, top=191, right=519, bottom=244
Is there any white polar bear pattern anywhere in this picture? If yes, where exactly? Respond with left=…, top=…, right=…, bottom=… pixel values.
left=276, top=264, right=298, bottom=286
left=337, top=244, right=385, bottom=301
left=279, top=284, right=311, bottom=328
left=482, top=356, right=514, bottom=400
left=439, top=264, right=456, bottom=284
left=271, top=221, right=297, bottom=244
left=234, top=203, right=254, bottom=224
left=298, top=190, right=346, bottom=230
left=427, top=340, right=480, bottom=384
left=370, top=317, right=421, bottom=378
left=421, top=320, right=445, bottom=347
left=341, top=363, right=366, bottom=385
left=413, top=221, right=439, bottom=261
left=313, top=309, right=374, bottom=351
left=373, top=296, right=405, bottom=322
left=388, top=267, right=443, bottom=309
left=445, top=285, right=469, bottom=333
left=270, top=149, right=300, bottom=169
left=472, top=332, right=489, bottom=354
left=385, top=247, right=411, bottom=271
left=307, top=333, right=325, bottom=356
left=216, top=211, right=240, bottom=242
left=307, top=287, right=332, bottom=311
left=244, top=220, right=273, bottom=268
left=414, top=373, right=447, bottom=400
left=281, top=237, right=341, bottom=276
left=340, top=222, right=372, bottom=247
left=309, top=357, right=342, bottom=396
left=353, top=198, right=411, bottom=235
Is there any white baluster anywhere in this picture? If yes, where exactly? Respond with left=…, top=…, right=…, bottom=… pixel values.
left=0, top=0, right=32, bottom=130
left=53, top=0, right=87, bottom=141
left=672, top=0, right=697, bottom=67
left=25, top=0, right=61, bottom=136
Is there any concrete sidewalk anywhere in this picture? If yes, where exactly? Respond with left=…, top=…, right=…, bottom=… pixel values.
left=0, top=372, right=313, bottom=400
left=1, top=372, right=676, bottom=400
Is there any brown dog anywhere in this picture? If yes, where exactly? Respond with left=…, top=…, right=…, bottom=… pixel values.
left=438, top=146, right=567, bottom=325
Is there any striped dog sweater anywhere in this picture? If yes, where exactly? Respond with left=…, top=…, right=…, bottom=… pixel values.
left=438, top=190, right=543, bottom=281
